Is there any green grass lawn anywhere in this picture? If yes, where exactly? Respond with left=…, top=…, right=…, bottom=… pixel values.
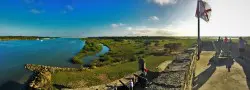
left=52, top=55, right=173, bottom=88
left=51, top=38, right=195, bottom=89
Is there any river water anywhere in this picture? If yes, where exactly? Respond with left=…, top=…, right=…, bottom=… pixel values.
left=0, top=38, right=109, bottom=89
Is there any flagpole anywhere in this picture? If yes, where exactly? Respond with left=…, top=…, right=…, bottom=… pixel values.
left=197, top=0, right=201, bottom=60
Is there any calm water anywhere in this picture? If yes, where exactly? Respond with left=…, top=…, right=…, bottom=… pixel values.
left=83, top=44, right=110, bottom=64
left=0, top=38, right=109, bottom=89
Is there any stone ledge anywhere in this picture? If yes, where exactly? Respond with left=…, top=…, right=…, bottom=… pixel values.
left=148, top=47, right=197, bottom=90
left=25, top=64, right=87, bottom=73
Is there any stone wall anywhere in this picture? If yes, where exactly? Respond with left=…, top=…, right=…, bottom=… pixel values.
left=24, top=47, right=197, bottom=90
left=28, top=71, right=52, bottom=89
left=25, top=64, right=87, bottom=73
left=148, top=47, right=197, bottom=90
left=25, top=64, right=88, bottom=89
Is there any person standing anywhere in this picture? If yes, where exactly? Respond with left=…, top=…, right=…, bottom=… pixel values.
left=229, top=38, right=233, bottom=51
left=226, top=37, right=230, bottom=56
left=238, top=37, right=247, bottom=59
left=217, top=36, right=222, bottom=56
left=129, top=79, right=134, bottom=90
left=224, top=37, right=228, bottom=43
left=138, top=57, right=146, bottom=75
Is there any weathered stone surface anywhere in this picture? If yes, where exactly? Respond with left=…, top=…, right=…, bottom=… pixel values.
left=148, top=84, right=181, bottom=90
left=29, top=71, right=52, bottom=89
left=25, top=64, right=87, bottom=73
left=166, top=62, right=190, bottom=71
left=152, top=71, right=185, bottom=88
left=184, top=48, right=196, bottom=54
left=148, top=47, right=197, bottom=90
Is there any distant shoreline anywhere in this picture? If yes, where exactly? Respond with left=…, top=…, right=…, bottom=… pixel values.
left=0, top=36, right=59, bottom=41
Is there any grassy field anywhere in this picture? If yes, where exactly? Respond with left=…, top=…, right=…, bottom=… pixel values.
left=51, top=38, right=196, bottom=88
left=52, top=55, right=173, bottom=88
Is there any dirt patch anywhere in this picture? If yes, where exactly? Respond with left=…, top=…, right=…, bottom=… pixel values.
left=98, top=74, right=111, bottom=83
left=156, top=60, right=172, bottom=72
left=67, top=80, right=87, bottom=88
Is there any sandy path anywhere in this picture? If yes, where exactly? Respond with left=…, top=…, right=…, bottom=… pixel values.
left=194, top=41, right=250, bottom=90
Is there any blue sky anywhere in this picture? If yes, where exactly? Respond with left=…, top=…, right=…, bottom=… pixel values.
left=1, top=0, right=250, bottom=37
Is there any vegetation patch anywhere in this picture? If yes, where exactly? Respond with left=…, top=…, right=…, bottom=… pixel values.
left=52, top=37, right=196, bottom=89
left=52, top=55, right=173, bottom=88
left=72, top=39, right=102, bottom=64
left=0, top=36, right=57, bottom=41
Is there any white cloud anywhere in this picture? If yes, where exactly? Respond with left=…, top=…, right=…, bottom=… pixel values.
left=66, top=5, right=74, bottom=11
left=111, top=23, right=126, bottom=28
left=126, top=26, right=174, bottom=36
left=155, top=30, right=172, bottom=35
left=127, top=27, right=133, bottom=31
left=151, top=0, right=178, bottom=5
left=62, top=5, right=74, bottom=14
left=171, top=0, right=250, bottom=36
left=30, top=9, right=42, bottom=14
left=148, top=16, right=160, bottom=21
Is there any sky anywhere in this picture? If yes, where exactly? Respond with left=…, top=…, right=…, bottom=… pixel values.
left=0, top=0, right=250, bottom=37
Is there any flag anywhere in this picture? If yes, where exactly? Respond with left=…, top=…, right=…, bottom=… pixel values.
left=195, top=0, right=212, bottom=22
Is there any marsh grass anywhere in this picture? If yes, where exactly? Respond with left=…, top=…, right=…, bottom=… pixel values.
left=52, top=56, right=173, bottom=88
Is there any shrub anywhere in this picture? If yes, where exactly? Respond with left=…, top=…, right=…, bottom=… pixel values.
left=154, top=40, right=160, bottom=46
left=90, top=59, right=98, bottom=67
left=72, top=58, right=83, bottom=64
left=137, top=50, right=145, bottom=54
left=99, top=54, right=113, bottom=62
left=130, top=55, right=138, bottom=61
left=164, top=43, right=182, bottom=53
left=90, top=66, right=97, bottom=69
left=104, top=55, right=113, bottom=61
left=99, top=54, right=105, bottom=57
left=144, top=40, right=151, bottom=46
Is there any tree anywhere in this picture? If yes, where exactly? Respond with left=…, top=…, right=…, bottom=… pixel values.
left=164, top=43, right=182, bottom=54
left=100, top=54, right=113, bottom=62
left=144, top=40, right=151, bottom=47
left=154, top=40, right=160, bottom=46
left=164, top=44, right=171, bottom=54
left=130, top=55, right=138, bottom=61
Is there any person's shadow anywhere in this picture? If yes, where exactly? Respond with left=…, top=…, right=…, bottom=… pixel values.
left=193, top=55, right=235, bottom=90
left=212, top=56, right=235, bottom=72
left=234, top=57, right=250, bottom=88
left=193, top=57, right=217, bottom=90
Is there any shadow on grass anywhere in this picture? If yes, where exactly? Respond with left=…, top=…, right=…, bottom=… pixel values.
left=53, top=84, right=70, bottom=89
left=150, top=52, right=167, bottom=56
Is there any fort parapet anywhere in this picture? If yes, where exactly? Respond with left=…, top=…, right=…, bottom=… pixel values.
left=148, top=47, right=197, bottom=90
